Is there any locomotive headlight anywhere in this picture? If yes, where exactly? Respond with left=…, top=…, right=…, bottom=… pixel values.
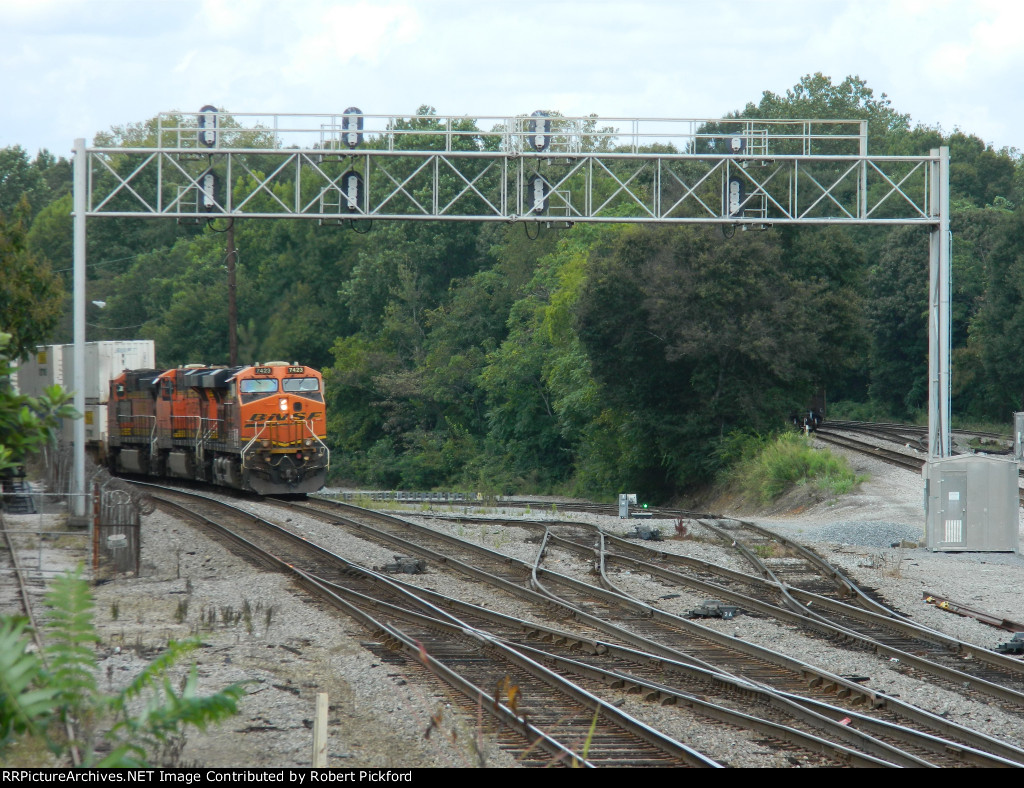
left=279, top=398, right=288, bottom=412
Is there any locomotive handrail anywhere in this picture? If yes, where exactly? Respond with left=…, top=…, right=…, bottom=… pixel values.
left=148, top=417, right=159, bottom=466
left=240, top=422, right=267, bottom=468
left=303, top=420, right=330, bottom=471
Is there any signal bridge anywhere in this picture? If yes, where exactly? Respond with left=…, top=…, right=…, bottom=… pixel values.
left=80, top=110, right=939, bottom=226
left=70, top=109, right=951, bottom=518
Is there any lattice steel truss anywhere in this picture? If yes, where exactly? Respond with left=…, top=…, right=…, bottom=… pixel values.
left=69, top=111, right=952, bottom=518
left=79, top=111, right=936, bottom=225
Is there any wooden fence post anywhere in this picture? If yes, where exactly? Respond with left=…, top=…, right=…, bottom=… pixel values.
left=312, top=692, right=328, bottom=767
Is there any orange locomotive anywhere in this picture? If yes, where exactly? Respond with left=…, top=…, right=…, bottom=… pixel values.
left=105, top=362, right=329, bottom=494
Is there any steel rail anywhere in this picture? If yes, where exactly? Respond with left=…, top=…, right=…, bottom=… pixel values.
left=545, top=526, right=1024, bottom=709
left=323, top=499, right=1024, bottom=765
left=382, top=580, right=1010, bottom=767
left=161, top=485, right=1024, bottom=765
left=696, top=515, right=902, bottom=617
left=814, top=429, right=926, bottom=472
left=457, top=515, right=1024, bottom=686
left=144, top=487, right=958, bottom=767
left=146, top=488, right=717, bottom=767
left=310, top=574, right=728, bottom=767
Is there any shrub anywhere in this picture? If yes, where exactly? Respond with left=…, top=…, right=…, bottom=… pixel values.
left=0, top=567, right=246, bottom=766
left=732, top=432, right=863, bottom=505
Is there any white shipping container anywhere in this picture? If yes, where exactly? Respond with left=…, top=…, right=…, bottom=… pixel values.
left=14, top=344, right=66, bottom=398
left=60, top=402, right=108, bottom=446
left=62, top=340, right=155, bottom=403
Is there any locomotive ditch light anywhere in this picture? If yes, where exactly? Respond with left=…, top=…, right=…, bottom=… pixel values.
left=198, top=105, right=218, bottom=148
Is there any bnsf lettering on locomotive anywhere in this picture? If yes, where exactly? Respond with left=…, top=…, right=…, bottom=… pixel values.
left=246, top=411, right=322, bottom=426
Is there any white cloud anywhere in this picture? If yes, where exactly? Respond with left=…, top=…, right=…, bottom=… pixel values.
left=1, top=0, right=1021, bottom=155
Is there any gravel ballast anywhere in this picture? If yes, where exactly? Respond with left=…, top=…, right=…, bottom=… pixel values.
left=4, top=440, right=1023, bottom=768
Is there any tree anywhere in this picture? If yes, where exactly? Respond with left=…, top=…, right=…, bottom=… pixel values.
left=958, top=210, right=1024, bottom=417
left=865, top=226, right=930, bottom=416
left=0, top=201, right=65, bottom=361
left=0, top=147, right=43, bottom=220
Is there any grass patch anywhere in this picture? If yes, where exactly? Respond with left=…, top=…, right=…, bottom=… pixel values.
left=731, top=432, right=865, bottom=505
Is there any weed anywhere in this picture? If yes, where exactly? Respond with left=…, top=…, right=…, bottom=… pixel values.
left=110, top=601, right=120, bottom=621
left=174, top=599, right=189, bottom=624
left=752, top=543, right=782, bottom=559
left=865, top=548, right=905, bottom=578
left=242, top=600, right=254, bottom=635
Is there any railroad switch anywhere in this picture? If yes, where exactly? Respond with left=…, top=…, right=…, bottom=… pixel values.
left=377, top=555, right=427, bottom=574
left=996, top=633, right=1024, bottom=655
left=625, top=524, right=663, bottom=541
left=689, top=600, right=740, bottom=620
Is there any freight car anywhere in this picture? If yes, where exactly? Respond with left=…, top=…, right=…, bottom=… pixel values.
left=105, top=361, right=329, bottom=495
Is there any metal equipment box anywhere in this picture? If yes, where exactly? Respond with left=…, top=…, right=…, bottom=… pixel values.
left=923, top=455, right=1019, bottom=552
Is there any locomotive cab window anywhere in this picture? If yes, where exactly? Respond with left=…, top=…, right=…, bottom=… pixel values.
left=240, top=379, right=279, bottom=394
left=282, top=377, right=320, bottom=393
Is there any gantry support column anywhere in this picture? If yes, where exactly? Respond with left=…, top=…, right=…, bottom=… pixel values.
left=72, top=138, right=87, bottom=520
left=928, top=146, right=951, bottom=459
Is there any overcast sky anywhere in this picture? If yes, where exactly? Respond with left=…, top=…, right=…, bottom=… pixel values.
left=2, top=0, right=1022, bottom=159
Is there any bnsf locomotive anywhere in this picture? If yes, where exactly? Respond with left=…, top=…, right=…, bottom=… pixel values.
left=105, top=362, right=329, bottom=495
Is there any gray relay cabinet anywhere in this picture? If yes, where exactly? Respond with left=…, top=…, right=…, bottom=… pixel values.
left=923, top=455, right=1019, bottom=552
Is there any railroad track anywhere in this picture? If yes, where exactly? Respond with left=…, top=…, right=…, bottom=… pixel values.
left=0, top=517, right=43, bottom=634
left=145, top=485, right=719, bottom=767
left=521, top=518, right=1024, bottom=711
left=139, top=483, right=1024, bottom=766
left=282, top=495, right=1024, bottom=765
left=814, top=429, right=926, bottom=472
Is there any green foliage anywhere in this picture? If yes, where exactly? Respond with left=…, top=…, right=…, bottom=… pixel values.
left=12, top=82, right=1024, bottom=503
left=0, top=200, right=65, bottom=360
left=0, top=618, right=60, bottom=754
left=0, top=567, right=246, bottom=767
left=730, top=432, right=863, bottom=504
left=0, top=333, right=78, bottom=475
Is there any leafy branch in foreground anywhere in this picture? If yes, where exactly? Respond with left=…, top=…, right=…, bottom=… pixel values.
left=0, top=567, right=247, bottom=766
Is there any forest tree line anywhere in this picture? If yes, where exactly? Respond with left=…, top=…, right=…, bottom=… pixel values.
left=2, top=73, right=1023, bottom=502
